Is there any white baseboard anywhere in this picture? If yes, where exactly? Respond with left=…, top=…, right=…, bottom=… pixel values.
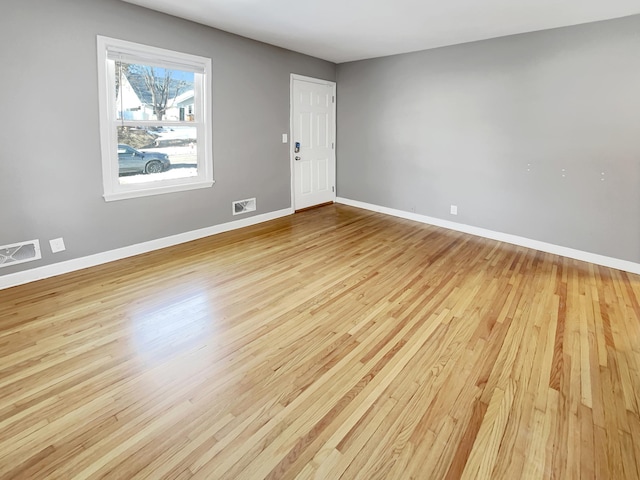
left=0, top=208, right=293, bottom=290
left=4, top=200, right=638, bottom=290
left=336, top=197, right=640, bottom=276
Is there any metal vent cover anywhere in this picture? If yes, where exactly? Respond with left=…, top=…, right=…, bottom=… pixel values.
left=232, top=198, right=257, bottom=215
left=0, top=240, right=42, bottom=268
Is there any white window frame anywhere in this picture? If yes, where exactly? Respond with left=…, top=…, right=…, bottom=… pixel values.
left=97, top=36, right=213, bottom=201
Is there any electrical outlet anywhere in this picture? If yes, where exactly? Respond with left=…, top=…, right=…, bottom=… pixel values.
left=49, top=237, right=66, bottom=253
left=450, top=205, right=458, bottom=215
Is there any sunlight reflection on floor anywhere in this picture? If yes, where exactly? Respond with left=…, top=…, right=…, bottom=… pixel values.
left=129, top=289, right=218, bottom=385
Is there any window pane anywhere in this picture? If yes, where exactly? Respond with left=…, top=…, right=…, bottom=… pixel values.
left=117, top=126, right=198, bottom=185
left=115, top=62, right=195, bottom=122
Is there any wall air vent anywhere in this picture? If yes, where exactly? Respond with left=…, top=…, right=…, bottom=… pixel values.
left=0, top=240, right=42, bottom=268
left=232, top=198, right=257, bottom=215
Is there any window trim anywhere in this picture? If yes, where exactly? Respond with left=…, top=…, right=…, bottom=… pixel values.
left=97, top=36, right=213, bottom=202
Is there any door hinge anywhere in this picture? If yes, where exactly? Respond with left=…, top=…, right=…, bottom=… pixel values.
left=332, top=96, right=335, bottom=103
left=332, top=186, right=335, bottom=192
left=332, top=142, right=334, bottom=149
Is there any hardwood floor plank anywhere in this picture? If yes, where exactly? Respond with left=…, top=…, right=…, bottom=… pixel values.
left=443, top=398, right=488, bottom=480
left=461, top=379, right=516, bottom=479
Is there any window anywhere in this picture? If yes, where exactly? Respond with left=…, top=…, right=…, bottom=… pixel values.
left=97, top=36, right=213, bottom=201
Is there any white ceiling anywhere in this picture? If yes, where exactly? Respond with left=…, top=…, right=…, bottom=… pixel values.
left=122, top=0, right=640, bottom=63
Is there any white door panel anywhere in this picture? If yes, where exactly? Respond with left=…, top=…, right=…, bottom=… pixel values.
left=292, top=76, right=336, bottom=210
left=300, top=162, right=312, bottom=194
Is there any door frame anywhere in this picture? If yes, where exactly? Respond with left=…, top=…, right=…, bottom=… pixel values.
left=289, top=73, right=337, bottom=211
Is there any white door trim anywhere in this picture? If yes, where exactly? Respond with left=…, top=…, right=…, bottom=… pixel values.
left=289, top=74, right=337, bottom=211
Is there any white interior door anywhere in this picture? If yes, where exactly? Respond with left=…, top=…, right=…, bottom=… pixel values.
left=291, top=75, right=336, bottom=211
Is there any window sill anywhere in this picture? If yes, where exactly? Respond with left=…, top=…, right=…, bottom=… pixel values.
left=103, top=180, right=214, bottom=202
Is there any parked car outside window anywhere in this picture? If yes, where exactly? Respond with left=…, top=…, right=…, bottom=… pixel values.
left=117, top=144, right=171, bottom=175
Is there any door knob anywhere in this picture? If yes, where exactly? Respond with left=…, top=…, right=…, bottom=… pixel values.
left=295, top=156, right=301, bottom=161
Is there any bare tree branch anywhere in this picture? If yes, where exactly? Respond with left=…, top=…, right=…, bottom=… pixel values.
left=137, top=66, right=188, bottom=121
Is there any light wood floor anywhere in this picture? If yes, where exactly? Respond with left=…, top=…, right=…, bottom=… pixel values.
left=2, top=204, right=640, bottom=479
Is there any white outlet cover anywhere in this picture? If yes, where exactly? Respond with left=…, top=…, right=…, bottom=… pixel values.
left=450, top=205, right=458, bottom=215
left=282, top=133, right=288, bottom=143
left=50, top=237, right=66, bottom=253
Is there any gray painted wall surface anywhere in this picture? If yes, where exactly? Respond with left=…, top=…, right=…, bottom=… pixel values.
left=337, top=16, right=640, bottom=263
left=0, top=0, right=335, bottom=276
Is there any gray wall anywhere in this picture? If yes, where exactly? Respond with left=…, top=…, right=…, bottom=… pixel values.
left=0, top=0, right=335, bottom=276
left=337, top=16, right=640, bottom=263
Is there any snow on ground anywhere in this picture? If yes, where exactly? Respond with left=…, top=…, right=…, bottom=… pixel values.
left=142, top=145, right=198, bottom=164
left=154, top=126, right=197, bottom=141
left=119, top=167, right=198, bottom=185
